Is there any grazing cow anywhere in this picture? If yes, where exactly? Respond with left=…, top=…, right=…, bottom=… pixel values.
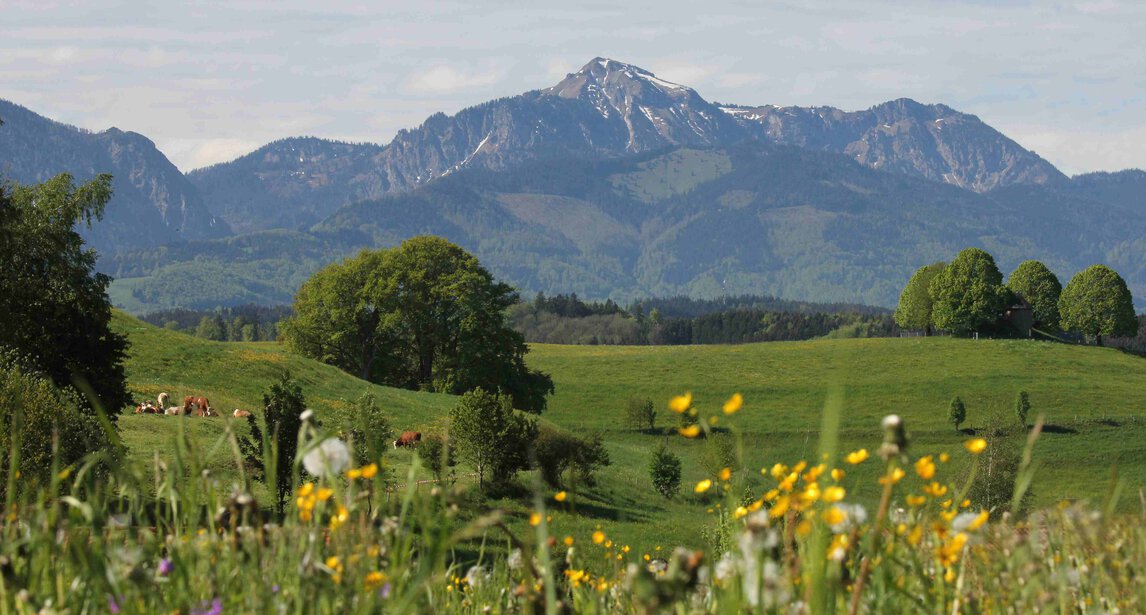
left=233, top=409, right=252, bottom=418
left=135, top=401, right=161, bottom=414
left=393, top=431, right=422, bottom=448
left=204, top=406, right=219, bottom=417
left=165, top=406, right=181, bottom=416
left=157, top=392, right=170, bottom=409
left=183, top=396, right=211, bottom=416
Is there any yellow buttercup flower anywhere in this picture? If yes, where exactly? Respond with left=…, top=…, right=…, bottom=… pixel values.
left=964, top=438, right=987, bottom=454
left=592, top=530, right=606, bottom=544
left=361, top=463, right=378, bottom=479
left=770, top=495, right=790, bottom=518
left=316, top=487, right=334, bottom=501
left=733, top=506, right=748, bottom=519
left=923, top=481, right=948, bottom=497
left=668, top=393, right=693, bottom=414
left=298, top=482, right=315, bottom=497
left=718, top=467, right=732, bottom=481
left=822, top=485, right=846, bottom=503
left=915, top=455, right=936, bottom=480
left=364, top=571, right=387, bottom=591
left=845, top=449, right=870, bottom=465
left=769, top=463, right=788, bottom=479
left=831, top=468, right=845, bottom=481
left=554, top=491, right=567, bottom=502
left=564, top=536, right=574, bottom=546
left=345, top=468, right=362, bottom=480
left=879, top=467, right=906, bottom=485
left=822, top=505, right=846, bottom=526
left=695, top=479, right=713, bottom=494
left=529, top=512, right=542, bottom=527
left=967, top=510, right=990, bottom=531
left=906, top=494, right=927, bottom=507
left=722, top=393, right=743, bottom=415
left=678, top=425, right=701, bottom=438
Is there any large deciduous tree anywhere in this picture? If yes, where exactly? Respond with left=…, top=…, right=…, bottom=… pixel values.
left=1006, top=261, right=1062, bottom=328
left=1058, top=264, right=1137, bottom=346
left=929, top=248, right=1011, bottom=337
left=282, top=236, right=554, bottom=413
left=0, top=173, right=130, bottom=416
left=894, top=262, right=946, bottom=335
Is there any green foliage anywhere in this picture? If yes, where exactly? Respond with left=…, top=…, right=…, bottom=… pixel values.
left=417, top=434, right=455, bottom=482
left=262, top=372, right=306, bottom=513
left=625, top=397, right=656, bottom=432
left=894, top=262, right=946, bottom=333
left=1006, top=261, right=1062, bottom=328
left=0, top=358, right=117, bottom=500
left=1059, top=264, right=1138, bottom=344
left=343, top=393, right=393, bottom=467
left=282, top=237, right=554, bottom=413
left=448, top=388, right=538, bottom=490
left=949, top=396, right=967, bottom=431
left=967, top=434, right=1032, bottom=514
left=929, top=247, right=1011, bottom=336
left=699, top=434, right=738, bottom=477
left=648, top=443, right=682, bottom=500
left=1015, top=391, right=1031, bottom=428
left=195, top=314, right=227, bottom=341
left=0, top=176, right=130, bottom=415
left=533, top=427, right=611, bottom=489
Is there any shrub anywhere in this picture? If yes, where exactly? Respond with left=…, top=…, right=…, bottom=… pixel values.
left=1015, top=391, right=1031, bottom=428
left=948, top=396, right=967, bottom=432
left=534, top=427, right=611, bottom=489
left=449, top=388, right=538, bottom=490
left=0, top=358, right=117, bottom=500
left=342, top=392, right=394, bottom=467
left=417, top=434, right=455, bottom=482
left=262, top=372, right=307, bottom=514
left=649, top=443, right=682, bottom=500
left=625, top=397, right=656, bottom=432
left=699, top=434, right=738, bottom=477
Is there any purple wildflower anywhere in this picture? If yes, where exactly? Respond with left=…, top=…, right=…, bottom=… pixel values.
left=107, top=595, right=121, bottom=614
left=157, top=558, right=174, bottom=577
left=271, top=584, right=280, bottom=594
left=192, top=597, right=223, bottom=615
left=379, top=582, right=392, bottom=599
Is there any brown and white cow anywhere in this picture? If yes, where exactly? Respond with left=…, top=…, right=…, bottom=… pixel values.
left=165, top=406, right=182, bottom=416
left=157, top=392, right=170, bottom=409
left=233, top=409, right=252, bottom=418
left=393, top=431, right=422, bottom=448
left=183, top=396, right=211, bottom=416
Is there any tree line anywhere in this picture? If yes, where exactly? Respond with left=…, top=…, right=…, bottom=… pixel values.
left=894, top=247, right=1138, bottom=344
left=140, top=304, right=291, bottom=342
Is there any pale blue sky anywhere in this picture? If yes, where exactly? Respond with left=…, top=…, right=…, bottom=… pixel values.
left=2, top=0, right=1143, bottom=175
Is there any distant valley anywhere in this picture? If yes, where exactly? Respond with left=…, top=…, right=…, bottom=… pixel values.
left=1, top=58, right=1143, bottom=312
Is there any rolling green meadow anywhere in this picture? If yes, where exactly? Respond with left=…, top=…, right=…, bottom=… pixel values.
left=115, top=310, right=1146, bottom=561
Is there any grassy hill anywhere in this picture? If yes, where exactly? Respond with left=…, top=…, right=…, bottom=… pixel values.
left=527, top=337, right=1146, bottom=517
left=113, top=311, right=457, bottom=489
left=112, top=311, right=1146, bottom=558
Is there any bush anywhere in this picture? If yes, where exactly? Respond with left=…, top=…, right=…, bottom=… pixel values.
left=1015, top=391, right=1031, bottom=428
left=417, top=434, right=455, bottom=482
left=699, top=434, right=738, bottom=477
left=948, top=397, right=967, bottom=432
left=534, top=427, right=611, bottom=489
left=262, top=373, right=306, bottom=514
left=342, top=392, right=394, bottom=467
left=625, top=397, right=656, bottom=432
left=449, top=388, right=538, bottom=490
left=0, top=358, right=117, bottom=499
left=649, top=443, right=682, bottom=500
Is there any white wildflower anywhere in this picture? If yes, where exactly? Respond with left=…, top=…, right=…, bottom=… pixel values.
left=303, top=438, right=350, bottom=476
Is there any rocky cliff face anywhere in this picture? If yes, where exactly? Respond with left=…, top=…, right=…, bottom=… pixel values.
left=721, top=98, right=1067, bottom=191
left=186, top=58, right=1072, bottom=235
left=0, top=99, right=229, bottom=255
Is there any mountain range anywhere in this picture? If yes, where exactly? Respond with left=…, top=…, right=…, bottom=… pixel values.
left=1, top=58, right=1142, bottom=312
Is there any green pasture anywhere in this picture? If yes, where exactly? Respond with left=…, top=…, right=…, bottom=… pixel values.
left=112, top=311, right=1146, bottom=557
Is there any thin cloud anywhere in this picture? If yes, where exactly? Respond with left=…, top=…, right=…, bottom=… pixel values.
left=404, top=65, right=508, bottom=95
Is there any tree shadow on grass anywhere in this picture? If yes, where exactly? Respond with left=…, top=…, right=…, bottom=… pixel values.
left=1041, top=424, right=1079, bottom=434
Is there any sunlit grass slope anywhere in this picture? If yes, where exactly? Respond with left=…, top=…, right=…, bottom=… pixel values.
left=527, top=337, right=1146, bottom=514
left=111, top=311, right=456, bottom=480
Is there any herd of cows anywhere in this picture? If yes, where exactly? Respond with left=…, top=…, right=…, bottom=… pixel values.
left=133, top=392, right=423, bottom=449
left=133, top=391, right=252, bottom=418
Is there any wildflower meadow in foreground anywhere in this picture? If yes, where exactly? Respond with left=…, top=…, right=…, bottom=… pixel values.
left=2, top=393, right=1145, bottom=614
